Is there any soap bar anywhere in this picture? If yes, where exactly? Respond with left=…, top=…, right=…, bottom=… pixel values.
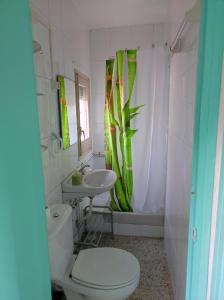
left=72, top=172, right=82, bottom=185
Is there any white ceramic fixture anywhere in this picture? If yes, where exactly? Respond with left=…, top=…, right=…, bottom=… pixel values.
left=46, top=203, right=140, bottom=300
left=62, top=169, right=117, bottom=198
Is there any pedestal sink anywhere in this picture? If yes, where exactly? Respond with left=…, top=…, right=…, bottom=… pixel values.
left=62, top=169, right=117, bottom=200
left=62, top=170, right=116, bottom=249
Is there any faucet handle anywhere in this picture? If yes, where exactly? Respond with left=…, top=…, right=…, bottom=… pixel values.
left=79, top=164, right=91, bottom=174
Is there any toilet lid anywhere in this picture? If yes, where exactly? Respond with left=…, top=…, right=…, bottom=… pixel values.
left=71, top=247, right=140, bottom=288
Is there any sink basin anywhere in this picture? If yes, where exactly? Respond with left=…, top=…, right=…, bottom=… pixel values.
left=83, top=169, right=117, bottom=190
left=46, top=204, right=72, bottom=239
left=62, top=169, right=117, bottom=199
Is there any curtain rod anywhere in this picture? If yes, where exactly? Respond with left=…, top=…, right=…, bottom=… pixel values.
left=170, top=19, right=187, bottom=53
left=108, top=46, right=140, bottom=59
left=170, top=0, right=200, bottom=53
left=125, top=46, right=141, bottom=51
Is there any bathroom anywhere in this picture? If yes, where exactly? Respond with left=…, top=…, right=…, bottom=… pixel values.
left=1, top=0, right=224, bottom=300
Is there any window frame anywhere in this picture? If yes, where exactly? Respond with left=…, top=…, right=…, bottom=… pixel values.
left=75, top=70, right=92, bottom=158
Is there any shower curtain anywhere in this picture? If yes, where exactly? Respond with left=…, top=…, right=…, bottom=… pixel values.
left=105, top=46, right=169, bottom=213
left=133, top=46, right=169, bottom=213
left=105, top=49, right=143, bottom=212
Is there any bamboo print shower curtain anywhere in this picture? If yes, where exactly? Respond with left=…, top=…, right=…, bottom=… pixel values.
left=105, top=49, right=142, bottom=212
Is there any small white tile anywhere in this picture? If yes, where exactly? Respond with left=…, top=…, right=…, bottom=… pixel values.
left=90, top=28, right=110, bottom=61
left=43, top=154, right=61, bottom=195
left=49, top=0, right=61, bottom=29
left=185, top=65, right=197, bottom=105
left=91, top=93, right=105, bottom=124
left=59, top=143, right=79, bottom=181
left=91, top=61, right=106, bottom=95
left=49, top=90, right=60, bottom=137
left=46, top=184, right=62, bottom=205
left=63, top=35, right=75, bottom=80
left=50, top=28, right=65, bottom=76
left=71, top=29, right=91, bottom=77
left=61, top=0, right=74, bottom=36
left=185, top=103, right=195, bottom=148
left=90, top=157, right=106, bottom=169
left=110, top=26, right=132, bottom=53
left=93, top=192, right=109, bottom=206
left=40, top=137, right=50, bottom=168
left=130, top=24, right=154, bottom=50
left=153, top=23, right=169, bottom=46
left=32, top=21, right=51, bottom=79
left=92, top=122, right=105, bottom=153
left=36, top=77, right=51, bottom=139
left=30, top=0, right=49, bottom=23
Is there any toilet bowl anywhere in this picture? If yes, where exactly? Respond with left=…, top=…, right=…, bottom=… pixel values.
left=47, top=204, right=140, bottom=300
left=61, top=247, right=140, bottom=300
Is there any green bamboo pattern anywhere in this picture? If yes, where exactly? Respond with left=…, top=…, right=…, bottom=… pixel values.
left=104, top=50, right=143, bottom=212
left=58, top=76, right=70, bottom=149
left=105, top=59, right=129, bottom=211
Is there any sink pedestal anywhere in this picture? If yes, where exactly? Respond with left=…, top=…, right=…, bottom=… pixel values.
left=61, top=169, right=116, bottom=252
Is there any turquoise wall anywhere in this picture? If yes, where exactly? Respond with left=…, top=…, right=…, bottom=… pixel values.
left=0, top=1, right=51, bottom=300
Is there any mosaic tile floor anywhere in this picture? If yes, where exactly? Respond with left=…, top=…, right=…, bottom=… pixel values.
left=53, top=236, right=174, bottom=300
left=102, top=235, right=174, bottom=300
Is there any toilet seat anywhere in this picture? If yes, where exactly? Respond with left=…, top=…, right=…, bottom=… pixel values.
left=71, top=247, right=140, bottom=290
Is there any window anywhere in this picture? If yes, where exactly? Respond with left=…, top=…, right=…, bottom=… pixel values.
left=75, top=71, right=92, bottom=157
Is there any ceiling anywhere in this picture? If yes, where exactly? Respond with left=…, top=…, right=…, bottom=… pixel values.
left=72, top=0, right=171, bottom=30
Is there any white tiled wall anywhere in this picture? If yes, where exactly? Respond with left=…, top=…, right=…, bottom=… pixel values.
left=164, top=0, right=199, bottom=296
left=89, top=24, right=170, bottom=153
left=169, top=0, right=196, bottom=41
left=30, top=0, right=90, bottom=204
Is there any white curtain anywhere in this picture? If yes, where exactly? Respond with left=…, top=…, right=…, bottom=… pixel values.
left=132, top=46, right=169, bottom=213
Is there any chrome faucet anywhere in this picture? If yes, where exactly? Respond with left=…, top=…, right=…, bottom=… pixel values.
left=79, top=163, right=90, bottom=175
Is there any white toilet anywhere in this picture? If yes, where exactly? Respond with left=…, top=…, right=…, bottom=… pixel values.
left=47, top=204, right=140, bottom=300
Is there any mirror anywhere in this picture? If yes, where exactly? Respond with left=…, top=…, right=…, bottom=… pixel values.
left=57, top=75, right=78, bottom=150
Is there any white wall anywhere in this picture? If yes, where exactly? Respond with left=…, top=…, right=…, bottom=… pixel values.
left=169, top=0, right=196, bottom=40
left=30, top=0, right=90, bottom=204
left=165, top=0, right=199, bottom=298
left=89, top=24, right=170, bottom=153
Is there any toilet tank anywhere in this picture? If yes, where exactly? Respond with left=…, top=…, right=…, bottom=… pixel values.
left=46, top=204, right=73, bottom=281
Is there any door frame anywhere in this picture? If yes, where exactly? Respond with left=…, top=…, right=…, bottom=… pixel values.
left=0, top=1, right=51, bottom=299
left=186, top=0, right=224, bottom=299
left=210, top=58, right=224, bottom=300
